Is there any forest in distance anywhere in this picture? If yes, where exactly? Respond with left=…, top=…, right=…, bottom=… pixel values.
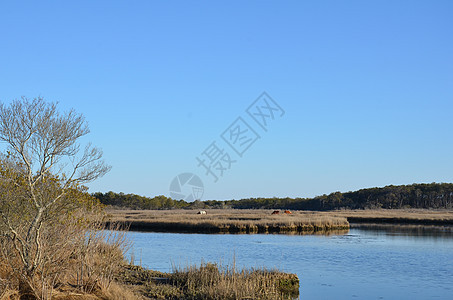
left=93, top=183, right=453, bottom=211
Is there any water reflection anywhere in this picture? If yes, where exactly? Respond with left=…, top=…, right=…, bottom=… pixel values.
left=213, top=229, right=350, bottom=236
left=351, top=223, right=453, bottom=239
left=283, top=229, right=350, bottom=236
left=124, top=226, right=453, bottom=299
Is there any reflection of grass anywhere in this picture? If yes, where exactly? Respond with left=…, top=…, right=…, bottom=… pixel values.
left=117, top=263, right=299, bottom=300
left=105, top=209, right=350, bottom=234
left=350, top=223, right=453, bottom=238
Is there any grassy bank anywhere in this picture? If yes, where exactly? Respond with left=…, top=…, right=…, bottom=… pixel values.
left=329, top=209, right=453, bottom=225
left=1, top=238, right=298, bottom=300
left=105, top=209, right=350, bottom=234
left=1, top=259, right=298, bottom=300
left=105, top=208, right=453, bottom=234
left=117, top=263, right=299, bottom=300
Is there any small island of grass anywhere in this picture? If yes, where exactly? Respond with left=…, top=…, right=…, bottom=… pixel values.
left=105, top=209, right=350, bottom=234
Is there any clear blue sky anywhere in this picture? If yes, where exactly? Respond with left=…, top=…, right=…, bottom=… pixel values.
left=1, top=1, right=452, bottom=200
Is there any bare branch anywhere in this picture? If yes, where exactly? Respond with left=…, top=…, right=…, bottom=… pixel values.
left=0, top=96, right=111, bottom=282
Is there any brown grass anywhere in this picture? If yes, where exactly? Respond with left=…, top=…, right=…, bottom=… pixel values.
left=1, top=215, right=301, bottom=299
left=0, top=222, right=135, bottom=300
left=105, top=209, right=350, bottom=234
left=171, top=262, right=298, bottom=300
left=116, top=263, right=299, bottom=300
left=105, top=208, right=453, bottom=234
left=320, top=209, right=453, bottom=226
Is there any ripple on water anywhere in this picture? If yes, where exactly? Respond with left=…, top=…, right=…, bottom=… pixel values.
left=123, top=227, right=453, bottom=300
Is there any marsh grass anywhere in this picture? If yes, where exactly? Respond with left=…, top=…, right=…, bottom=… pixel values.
left=106, top=208, right=453, bottom=234
left=106, top=209, right=349, bottom=234
left=171, top=262, right=299, bottom=300
left=328, top=209, right=453, bottom=224
left=2, top=212, right=302, bottom=299
left=116, top=262, right=299, bottom=300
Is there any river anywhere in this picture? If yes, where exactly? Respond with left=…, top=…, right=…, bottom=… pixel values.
left=124, top=225, right=453, bottom=299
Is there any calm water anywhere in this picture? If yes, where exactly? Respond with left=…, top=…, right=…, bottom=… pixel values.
left=124, top=225, right=453, bottom=300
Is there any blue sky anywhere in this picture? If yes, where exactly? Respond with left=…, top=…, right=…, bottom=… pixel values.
left=0, top=1, right=452, bottom=200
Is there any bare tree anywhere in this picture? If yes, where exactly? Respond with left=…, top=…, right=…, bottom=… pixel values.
left=0, top=97, right=110, bottom=298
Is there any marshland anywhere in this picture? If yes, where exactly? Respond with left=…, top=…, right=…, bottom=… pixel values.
left=124, top=223, right=453, bottom=299
left=3, top=0, right=453, bottom=299
left=0, top=99, right=300, bottom=299
left=104, top=209, right=350, bottom=234
left=104, top=208, right=453, bottom=234
left=117, top=263, right=299, bottom=300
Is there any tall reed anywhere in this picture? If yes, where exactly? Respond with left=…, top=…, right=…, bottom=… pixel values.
left=170, top=261, right=299, bottom=300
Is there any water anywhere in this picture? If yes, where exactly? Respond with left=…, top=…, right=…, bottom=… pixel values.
left=124, top=225, right=453, bottom=299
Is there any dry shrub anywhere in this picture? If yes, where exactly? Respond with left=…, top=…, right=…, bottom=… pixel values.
left=0, top=209, right=132, bottom=299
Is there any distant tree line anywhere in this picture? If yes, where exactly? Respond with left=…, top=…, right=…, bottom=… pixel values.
left=92, top=192, right=190, bottom=209
left=93, top=183, right=453, bottom=210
